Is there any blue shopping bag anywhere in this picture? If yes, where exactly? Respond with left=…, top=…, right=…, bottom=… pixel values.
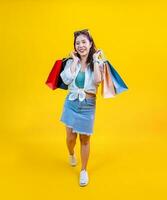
left=106, top=60, right=128, bottom=94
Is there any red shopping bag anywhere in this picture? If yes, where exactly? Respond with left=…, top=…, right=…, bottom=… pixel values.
left=45, top=59, right=63, bottom=90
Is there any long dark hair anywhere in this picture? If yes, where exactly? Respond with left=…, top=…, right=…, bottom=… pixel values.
left=73, top=29, right=97, bottom=72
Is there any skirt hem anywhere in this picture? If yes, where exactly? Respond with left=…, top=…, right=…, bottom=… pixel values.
left=60, top=120, right=93, bottom=136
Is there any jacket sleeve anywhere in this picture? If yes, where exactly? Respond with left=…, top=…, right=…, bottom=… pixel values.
left=60, top=59, right=76, bottom=85
left=99, top=62, right=104, bottom=81
left=93, top=61, right=105, bottom=87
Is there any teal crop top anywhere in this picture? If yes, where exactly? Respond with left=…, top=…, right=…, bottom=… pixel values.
left=75, top=70, right=85, bottom=88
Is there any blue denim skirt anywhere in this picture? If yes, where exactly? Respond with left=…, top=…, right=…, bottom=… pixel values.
left=60, top=92, right=97, bottom=135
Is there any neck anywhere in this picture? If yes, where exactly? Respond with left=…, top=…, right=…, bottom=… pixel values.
left=80, top=54, right=88, bottom=64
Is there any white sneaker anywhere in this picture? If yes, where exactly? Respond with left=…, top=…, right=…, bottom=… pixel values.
left=79, top=169, right=89, bottom=186
left=69, top=153, right=77, bottom=166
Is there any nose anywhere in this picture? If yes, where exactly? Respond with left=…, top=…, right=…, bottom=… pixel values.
left=79, top=43, right=84, bottom=48
left=79, top=42, right=84, bottom=47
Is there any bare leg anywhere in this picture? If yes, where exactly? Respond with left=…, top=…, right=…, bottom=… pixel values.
left=66, top=126, right=77, bottom=155
left=79, top=134, right=91, bottom=170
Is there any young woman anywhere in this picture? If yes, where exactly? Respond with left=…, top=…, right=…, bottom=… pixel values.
left=60, top=29, right=104, bottom=186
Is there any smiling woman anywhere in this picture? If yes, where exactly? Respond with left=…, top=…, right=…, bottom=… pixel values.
left=59, top=28, right=105, bottom=187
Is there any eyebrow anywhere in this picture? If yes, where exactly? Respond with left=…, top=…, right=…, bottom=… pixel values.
left=76, top=39, right=86, bottom=42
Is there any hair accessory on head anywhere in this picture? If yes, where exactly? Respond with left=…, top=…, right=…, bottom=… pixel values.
left=74, top=29, right=90, bottom=36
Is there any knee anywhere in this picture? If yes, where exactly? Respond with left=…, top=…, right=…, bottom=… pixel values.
left=79, top=135, right=90, bottom=145
left=67, top=135, right=77, bottom=144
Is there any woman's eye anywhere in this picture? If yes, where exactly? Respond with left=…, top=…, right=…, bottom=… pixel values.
left=76, top=41, right=86, bottom=45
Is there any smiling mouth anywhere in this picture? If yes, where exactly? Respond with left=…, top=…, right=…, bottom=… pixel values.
left=79, top=50, right=86, bottom=53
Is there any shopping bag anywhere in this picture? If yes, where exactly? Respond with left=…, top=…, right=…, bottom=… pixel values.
left=45, top=58, right=70, bottom=90
left=101, top=62, right=116, bottom=98
left=106, top=60, right=128, bottom=94
left=101, top=60, right=128, bottom=98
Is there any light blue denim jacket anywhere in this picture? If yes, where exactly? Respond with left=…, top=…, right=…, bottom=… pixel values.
left=60, top=58, right=104, bottom=101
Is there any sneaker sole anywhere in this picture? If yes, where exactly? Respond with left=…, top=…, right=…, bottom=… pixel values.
left=80, top=182, right=88, bottom=187
left=71, top=163, right=77, bottom=167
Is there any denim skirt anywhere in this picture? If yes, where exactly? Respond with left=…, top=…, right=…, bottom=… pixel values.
left=60, top=92, right=97, bottom=135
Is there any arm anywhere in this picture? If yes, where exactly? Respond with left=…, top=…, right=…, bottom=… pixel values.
left=93, top=60, right=104, bottom=86
left=93, top=49, right=105, bottom=86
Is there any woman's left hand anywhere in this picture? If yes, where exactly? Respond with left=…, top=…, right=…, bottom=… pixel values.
left=93, top=49, right=102, bottom=60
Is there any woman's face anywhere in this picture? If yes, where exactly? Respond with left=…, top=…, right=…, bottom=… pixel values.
left=75, top=34, right=92, bottom=57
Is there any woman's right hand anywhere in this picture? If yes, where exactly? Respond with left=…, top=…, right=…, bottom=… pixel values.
left=70, top=51, right=80, bottom=62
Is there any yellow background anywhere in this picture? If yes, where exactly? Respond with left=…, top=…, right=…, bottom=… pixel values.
left=0, top=0, right=167, bottom=199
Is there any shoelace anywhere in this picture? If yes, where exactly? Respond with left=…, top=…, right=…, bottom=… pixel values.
left=80, top=170, right=88, bottom=181
left=69, top=154, right=77, bottom=164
